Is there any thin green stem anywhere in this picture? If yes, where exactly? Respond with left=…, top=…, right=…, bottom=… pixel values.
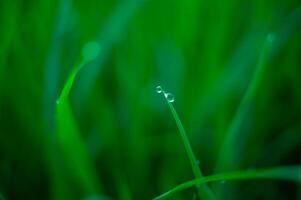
left=153, top=165, right=301, bottom=200
left=57, top=62, right=83, bottom=104
left=166, top=101, right=215, bottom=200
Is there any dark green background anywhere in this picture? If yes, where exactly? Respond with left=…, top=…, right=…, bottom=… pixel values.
left=0, top=0, right=301, bottom=199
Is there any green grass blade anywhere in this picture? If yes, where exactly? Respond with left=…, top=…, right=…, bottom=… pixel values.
left=153, top=166, right=301, bottom=200
left=55, top=42, right=102, bottom=196
left=156, top=86, right=215, bottom=200
left=167, top=102, right=203, bottom=179
left=216, top=33, right=275, bottom=171
left=167, top=102, right=215, bottom=200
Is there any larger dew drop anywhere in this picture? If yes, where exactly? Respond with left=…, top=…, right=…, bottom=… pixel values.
left=164, top=92, right=175, bottom=103
left=156, top=85, right=163, bottom=94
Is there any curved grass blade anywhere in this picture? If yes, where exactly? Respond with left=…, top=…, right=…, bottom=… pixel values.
left=43, top=0, right=73, bottom=133
left=74, top=0, right=145, bottom=106
left=153, top=166, right=301, bottom=200
left=215, top=5, right=301, bottom=171
left=55, top=42, right=102, bottom=196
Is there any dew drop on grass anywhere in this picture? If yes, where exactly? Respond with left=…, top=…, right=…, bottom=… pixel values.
left=156, top=85, right=163, bottom=93
left=164, top=93, right=175, bottom=103
left=220, top=180, right=226, bottom=184
left=156, top=85, right=175, bottom=103
left=56, top=100, right=60, bottom=105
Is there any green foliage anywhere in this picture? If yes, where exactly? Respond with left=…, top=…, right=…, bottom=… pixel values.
left=0, top=0, right=301, bottom=199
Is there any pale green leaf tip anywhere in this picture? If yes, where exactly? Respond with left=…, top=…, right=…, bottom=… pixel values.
left=82, top=41, right=101, bottom=62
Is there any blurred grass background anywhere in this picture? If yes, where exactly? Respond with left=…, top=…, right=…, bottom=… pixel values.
left=0, top=0, right=301, bottom=199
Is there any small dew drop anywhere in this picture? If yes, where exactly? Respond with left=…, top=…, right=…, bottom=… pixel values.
left=220, top=180, right=226, bottom=184
left=164, top=93, right=175, bottom=103
left=156, top=85, right=163, bottom=94
left=196, top=160, right=200, bottom=165
left=56, top=100, right=60, bottom=105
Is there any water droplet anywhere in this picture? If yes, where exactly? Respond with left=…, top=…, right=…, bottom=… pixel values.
left=156, top=85, right=163, bottom=93
left=196, top=160, right=200, bottom=165
left=164, top=93, right=175, bottom=103
left=220, top=180, right=226, bottom=184
left=56, top=100, right=60, bottom=105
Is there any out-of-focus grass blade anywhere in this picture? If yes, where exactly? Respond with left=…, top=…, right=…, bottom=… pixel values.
left=153, top=166, right=301, bottom=200
left=215, top=33, right=275, bottom=171
left=55, top=42, right=102, bottom=196
left=44, top=0, right=73, bottom=132
left=188, top=27, right=267, bottom=134
left=74, top=0, right=145, bottom=107
left=189, top=4, right=301, bottom=137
